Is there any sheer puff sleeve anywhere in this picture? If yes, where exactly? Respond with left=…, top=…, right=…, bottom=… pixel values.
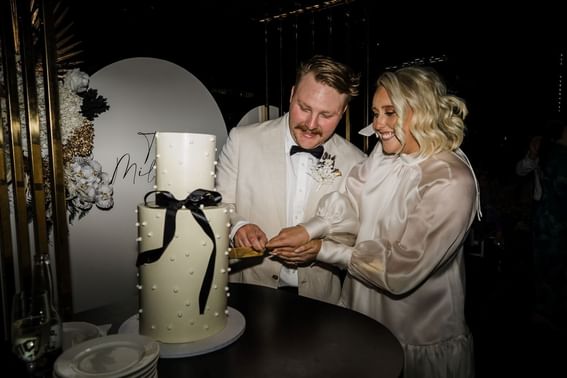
left=304, top=150, right=480, bottom=296
left=346, top=153, right=478, bottom=295
left=299, top=191, right=360, bottom=269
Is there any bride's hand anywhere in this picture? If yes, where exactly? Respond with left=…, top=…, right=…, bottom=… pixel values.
left=266, top=225, right=310, bottom=250
left=270, top=239, right=322, bottom=265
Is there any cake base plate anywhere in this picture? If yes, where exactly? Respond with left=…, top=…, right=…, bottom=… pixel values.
left=118, top=306, right=245, bottom=359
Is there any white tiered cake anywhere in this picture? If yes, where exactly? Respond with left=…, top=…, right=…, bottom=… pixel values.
left=136, top=132, right=230, bottom=344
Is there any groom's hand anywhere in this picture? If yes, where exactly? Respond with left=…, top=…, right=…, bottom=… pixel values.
left=234, top=224, right=268, bottom=252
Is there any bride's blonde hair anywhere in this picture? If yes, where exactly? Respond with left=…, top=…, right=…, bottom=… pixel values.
left=377, top=66, right=468, bottom=157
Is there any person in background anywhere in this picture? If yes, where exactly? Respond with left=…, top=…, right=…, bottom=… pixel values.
left=267, top=66, right=481, bottom=377
left=516, top=133, right=544, bottom=202
left=523, top=120, right=567, bottom=326
left=215, top=55, right=366, bottom=304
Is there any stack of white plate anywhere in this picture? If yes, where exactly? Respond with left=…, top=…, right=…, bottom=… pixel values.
left=53, top=334, right=159, bottom=377
left=63, top=321, right=104, bottom=350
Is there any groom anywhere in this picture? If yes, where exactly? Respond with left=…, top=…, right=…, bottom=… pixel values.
left=215, top=55, right=366, bottom=304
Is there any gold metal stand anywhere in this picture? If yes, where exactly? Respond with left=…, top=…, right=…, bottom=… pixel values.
left=0, top=0, right=72, bottom=342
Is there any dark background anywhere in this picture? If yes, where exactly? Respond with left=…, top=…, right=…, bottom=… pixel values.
left=66, top=0, right=567, bottom=171
left=8, top=1, right=565, bottom=375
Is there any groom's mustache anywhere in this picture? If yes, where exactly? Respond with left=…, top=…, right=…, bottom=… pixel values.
left=294, top=124, right=322, bottom=136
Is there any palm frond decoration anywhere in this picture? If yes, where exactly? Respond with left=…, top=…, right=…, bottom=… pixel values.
left=12, top=0, right=84, bottom=69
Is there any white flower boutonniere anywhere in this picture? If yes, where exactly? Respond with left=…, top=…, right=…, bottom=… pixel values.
left=309, top=152, right=342, bottom=191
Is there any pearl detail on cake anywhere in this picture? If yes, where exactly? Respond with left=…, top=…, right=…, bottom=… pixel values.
left=147, top=232, right=152, bottom=237
left=136, top=237, right=142, bottom=242
left=173, top=287, right=179, bottom=293
left=152, top=284, right=157, bottom=290
left=138, top=140, right=229, bottom=343
left=138, top=308, right=143, bottom=313
left=136, top=284, right=142, bottom=290
left=169, top=256, right=175, bottom=262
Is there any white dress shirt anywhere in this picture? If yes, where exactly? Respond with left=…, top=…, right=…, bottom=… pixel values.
left=280, top=129, right=318, bottom=287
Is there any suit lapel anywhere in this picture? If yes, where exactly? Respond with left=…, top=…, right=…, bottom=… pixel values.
left=260, top=116, right=288, bottom=227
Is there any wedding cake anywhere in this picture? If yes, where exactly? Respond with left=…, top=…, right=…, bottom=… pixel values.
left=136, top=132, right=230, bottom=344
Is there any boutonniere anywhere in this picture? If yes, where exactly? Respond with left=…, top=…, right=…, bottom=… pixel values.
left=309, top=152, right=342, bottom=190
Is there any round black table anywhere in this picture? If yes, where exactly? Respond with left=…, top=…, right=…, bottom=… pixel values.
left=155, top=283, right=404, bottom=378
left=4, top=283, right=404, bottom=378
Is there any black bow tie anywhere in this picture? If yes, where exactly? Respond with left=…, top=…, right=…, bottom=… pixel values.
left=290, top=145, right=324, bottom=159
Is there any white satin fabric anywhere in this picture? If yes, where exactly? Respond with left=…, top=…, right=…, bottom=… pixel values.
left=302, top=145, right=480, bottom=378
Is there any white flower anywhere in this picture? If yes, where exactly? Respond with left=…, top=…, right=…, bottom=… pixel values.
left=63, top=68, right=90, bottom=93
left=2, top=62, right=112, bottom=226
left=309, top=152, right=342, bottom=190
left=96, top=184, right=114, bottom=209
left=65, top=156, right=114, bottom=220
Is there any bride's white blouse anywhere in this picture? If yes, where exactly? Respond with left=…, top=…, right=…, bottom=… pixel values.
left=301, top=144, right=481, bottom=377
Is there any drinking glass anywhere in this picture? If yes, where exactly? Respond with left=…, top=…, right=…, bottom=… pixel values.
left=11, top=291, right=51, bottom=376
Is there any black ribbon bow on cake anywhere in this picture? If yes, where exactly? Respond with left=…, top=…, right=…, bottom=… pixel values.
left=290, top=144, right=324, bottom=159
left=136, top=188, right=222, bottom=314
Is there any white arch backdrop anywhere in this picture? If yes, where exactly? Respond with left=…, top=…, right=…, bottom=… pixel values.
left=236, top=105, right=280, bottom=127
left=69, top=57, right=228, bottom=312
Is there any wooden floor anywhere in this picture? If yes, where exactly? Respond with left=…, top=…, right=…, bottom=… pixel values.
left=465, top=245, right=567, bottom=377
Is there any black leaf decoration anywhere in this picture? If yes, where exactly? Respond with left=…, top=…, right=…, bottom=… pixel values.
left=79, top=88, right=110, bottom=121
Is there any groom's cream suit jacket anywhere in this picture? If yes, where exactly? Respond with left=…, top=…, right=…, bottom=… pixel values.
left=216, top=113, right=366, bottom=304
